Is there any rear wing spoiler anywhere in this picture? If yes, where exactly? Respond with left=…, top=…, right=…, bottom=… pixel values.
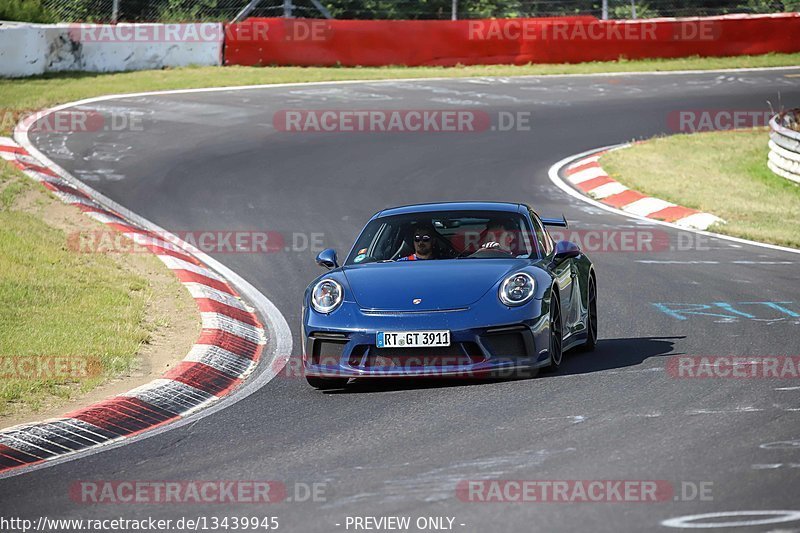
left=541, top=215, right=568, bottom=228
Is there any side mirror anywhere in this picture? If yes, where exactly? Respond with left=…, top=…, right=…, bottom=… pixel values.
left=316, top=248, right=338, bottom=269
left=553, top=240, right=581, bottom=263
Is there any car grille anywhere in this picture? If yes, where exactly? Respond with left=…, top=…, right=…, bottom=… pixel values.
left=480, top=326, right=533, bottom=358
left=306, top=333, right=347, bottom=365
left=355, top=343, right=484, bottom=368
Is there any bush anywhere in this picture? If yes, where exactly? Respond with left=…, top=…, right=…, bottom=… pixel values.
left=0, top=0, right=58, bottom=22
left=156, top=0, right=230, bottom=21
left=611, top=1, right=656, bottom=18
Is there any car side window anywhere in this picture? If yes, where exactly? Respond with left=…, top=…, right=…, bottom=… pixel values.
left=530, top=212, right=553, bottom=256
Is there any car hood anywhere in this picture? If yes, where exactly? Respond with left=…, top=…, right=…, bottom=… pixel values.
left=342, top=259, right=525, bottom=311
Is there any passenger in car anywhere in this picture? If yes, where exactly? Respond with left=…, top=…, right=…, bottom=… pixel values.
left=480, top=219, right=518, bottom=252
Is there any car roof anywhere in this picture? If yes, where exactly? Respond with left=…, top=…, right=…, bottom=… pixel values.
left=374, top=201, right=527, bottom=219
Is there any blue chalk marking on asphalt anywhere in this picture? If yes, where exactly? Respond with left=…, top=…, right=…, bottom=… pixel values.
left=712, top=302, right=756, bottom=318
left=653, top=302, right=800, bottom=321
left=741, top=302, right=800, bottom=318
left=652, top=303, right=734, bottom=320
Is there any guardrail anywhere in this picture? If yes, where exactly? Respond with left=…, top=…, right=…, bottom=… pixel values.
left=768, top=110, right=800, bottom=185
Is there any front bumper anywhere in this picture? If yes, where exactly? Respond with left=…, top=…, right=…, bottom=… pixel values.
left=303, top=303, right=550, bottom=379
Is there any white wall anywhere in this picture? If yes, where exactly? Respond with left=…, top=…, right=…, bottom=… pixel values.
left=0, top=22, right=223, bottom=77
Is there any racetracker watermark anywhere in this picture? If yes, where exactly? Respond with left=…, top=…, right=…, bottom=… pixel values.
left=234, top=19, right=332, bottom=41
left=290, top=355, right=484, bottom=378
left=456, top=480, right=712, bottom=503
left=667, top=109, right=774, bottom=133
left=216, top=20, right=334, bottom=42
left=273, top=110, right=537, bottom=133
left=67, top=230, right=325, bottom=255
left=68, top=23, right=224, bottom=43
left=275, top=110, right=489, bottom=133
left=68, top=21, right=333, bottom=44
left=3, top=109, right=143, bottom=134
left=0, top=355, right=101, bottom=379
left=2, top=517, right=279, bottom=532
left=70, top=481, right=329, bottom=504
left=548, top=229, right=671, bottom=253
left=667, top=356, right=800, bottom=379
left=467, top=20, right=720, bottom=41
left=448, top=228, right=707, bottom=254
left=287, top=355, right=544, bottom=380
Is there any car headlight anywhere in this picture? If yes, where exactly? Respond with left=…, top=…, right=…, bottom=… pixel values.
left=499, top=272, right=536, bottom=306
left=311, top=279, right=343, bottom=313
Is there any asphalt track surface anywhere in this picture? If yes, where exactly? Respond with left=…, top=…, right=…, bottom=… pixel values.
left=3, top=69, right=800, bottom=531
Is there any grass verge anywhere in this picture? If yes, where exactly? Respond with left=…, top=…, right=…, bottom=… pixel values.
left=0, top=164, right=147, bottom=414
left=601, top=128, right=800, bottom=249
left=2, top=52, right=800, bottom=134
left=0, top=161, right=197, bottom=420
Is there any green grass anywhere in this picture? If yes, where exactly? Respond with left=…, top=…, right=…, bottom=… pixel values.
left=0, top=168, right=32, bottom=210
left=601, top=129, right=800, bottom=249
left=0, top=165, right=151, bottom=415
left=1, top=52, right=799, bottom=134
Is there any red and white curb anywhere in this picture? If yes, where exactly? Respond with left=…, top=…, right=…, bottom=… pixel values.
left=0, top=136, right=269, bottom=474
left=563, top=147, right=724, bottom=230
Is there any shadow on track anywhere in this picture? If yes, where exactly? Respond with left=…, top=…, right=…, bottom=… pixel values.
left=558, top=335, right=684, bottom=376
left=322, top=336, right=683, bottom=394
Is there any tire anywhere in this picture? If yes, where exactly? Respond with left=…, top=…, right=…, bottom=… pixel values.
left=306, top=375, right=349, bottom=390
left=546, top=291, right=564, bottom=372
left=582, top=274, right=597, bottom=352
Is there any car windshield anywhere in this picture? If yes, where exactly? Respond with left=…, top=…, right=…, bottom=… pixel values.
left=345, top=210, right=539, bottom=265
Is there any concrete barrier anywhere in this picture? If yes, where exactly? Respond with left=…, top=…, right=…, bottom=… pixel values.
left=0, top=22, right=223, bottom=77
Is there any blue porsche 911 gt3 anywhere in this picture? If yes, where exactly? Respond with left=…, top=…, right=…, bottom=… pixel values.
left=302, top=202, right=596, bottom=389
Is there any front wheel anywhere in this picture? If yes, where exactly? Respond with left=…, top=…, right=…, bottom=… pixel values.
left=546, top=292, right=563, bottom=372
left=306, top=375, right=349, bottom=390
left=582, top=275, right=597, bottom=352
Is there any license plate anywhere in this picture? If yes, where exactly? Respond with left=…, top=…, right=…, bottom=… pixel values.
left=376, top=330, right=450, bottom=348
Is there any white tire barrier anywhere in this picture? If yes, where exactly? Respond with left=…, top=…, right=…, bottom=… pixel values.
left=768, top=110, right=800, bottom=185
